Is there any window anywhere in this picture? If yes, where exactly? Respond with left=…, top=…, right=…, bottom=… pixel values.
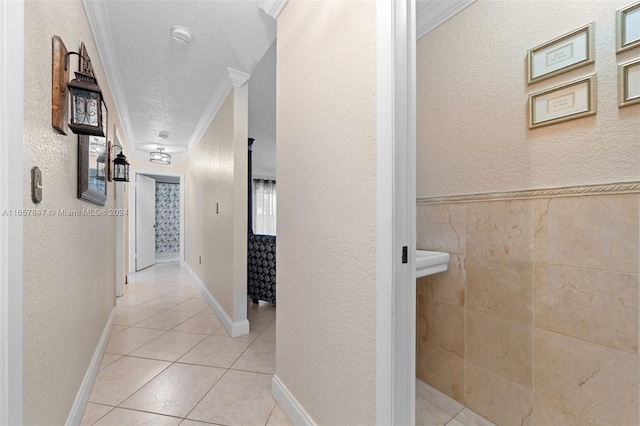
left=253, top=179, right=276, bottom=235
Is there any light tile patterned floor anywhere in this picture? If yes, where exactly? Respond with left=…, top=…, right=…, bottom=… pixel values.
left=416, top=379, right=496, bottom=426
left=81, top=263, right=289, bottom=426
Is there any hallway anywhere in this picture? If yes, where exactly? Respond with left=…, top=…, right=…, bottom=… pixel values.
left=81, top=263, right=289, bottom=426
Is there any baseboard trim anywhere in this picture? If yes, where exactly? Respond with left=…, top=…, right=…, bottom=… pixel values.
left=272, top=375, right=316, bottom=426
left=65, top=307, right=116, bottom=426
left=183, top=262, right=249, bottom=337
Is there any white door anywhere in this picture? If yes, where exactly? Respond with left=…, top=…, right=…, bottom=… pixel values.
left=136, top=174, right=156, bottom=271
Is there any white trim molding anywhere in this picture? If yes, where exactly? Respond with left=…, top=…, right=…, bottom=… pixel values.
left=227, top=68, right=250, bottom=87
left=183, top=263, right=249, bottom=337
left=184, top=68, right=251, bottom=158
left=417, top=181, right=640, bottom=205
left=258, top=0, right=288, bottom=19
left=65, top=308, right=116, bottom=426
left=185, top=77, right=233, bottom=158
left=271, top=375, right=316, bottom=426
left=416, top=0, right=476, bottom=39
left=377, top=0, right=416, bottom=424
left=82, top=0, right=135, bottom=153
left=0, top=0, right=24, bottom=423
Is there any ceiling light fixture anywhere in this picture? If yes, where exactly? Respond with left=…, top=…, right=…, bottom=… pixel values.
left=171, top=26, right=193, bottom=45
left=150, top=147, right=171, bottom=165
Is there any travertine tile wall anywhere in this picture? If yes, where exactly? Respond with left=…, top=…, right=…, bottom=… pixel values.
left=416, top=192, right=639, bottom=426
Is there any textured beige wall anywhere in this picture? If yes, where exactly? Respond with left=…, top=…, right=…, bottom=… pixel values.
left=23, top=1, right=128, bottom=423
left=417, top=0, right=640, bottom=198
left=184, top=87, right=247, bottom=322
left=276, top=0, right=377, bottom=423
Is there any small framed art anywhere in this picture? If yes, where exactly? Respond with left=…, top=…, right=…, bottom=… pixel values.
left=529, top=74, right=596, bottom=129
left=619, top=58, right=640, bottom=107
left=527, top=23, right=595, bottom=84
left=617, top=1, right=640, bottom=53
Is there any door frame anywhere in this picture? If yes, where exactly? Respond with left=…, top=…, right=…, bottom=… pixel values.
left=376, top=0, right=416, bottom=424
left=127, top=171, right=185, bottom=277
left=0, top=0, right=24, bottom=423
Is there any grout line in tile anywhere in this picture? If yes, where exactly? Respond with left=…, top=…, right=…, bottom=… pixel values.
left=84, top=402, right=116, bottom=426
left=182, top=366, right=232, bottom=422
left=262, top=399, right=278, bottom=426
left=108, top=406, right=186, bottom=422
left=106, top=355, right=173, bottom=408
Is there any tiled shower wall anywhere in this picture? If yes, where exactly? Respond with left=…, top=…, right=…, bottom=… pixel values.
left=416, top=190, right=639, bottom=426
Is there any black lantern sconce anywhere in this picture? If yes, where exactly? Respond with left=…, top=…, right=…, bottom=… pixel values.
left=52, top=36, right=104, bottom=137
left=111, top=144, right=130, bottom=182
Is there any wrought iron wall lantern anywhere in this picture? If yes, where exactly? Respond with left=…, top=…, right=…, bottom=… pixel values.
left=111, top=144, right=130, bottom=182
left=52, top=36, right=104, bottom=137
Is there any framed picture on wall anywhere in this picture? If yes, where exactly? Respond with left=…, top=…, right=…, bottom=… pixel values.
left=617, top=0, right=640, bottom=53
left=619, top=58, right=640, bottom=107
left=529, top=74, right=596, bottom=128
left=527, top=23, right=595, bottom=84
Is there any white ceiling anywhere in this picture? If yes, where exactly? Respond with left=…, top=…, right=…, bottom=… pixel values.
left=85, top=0, right=276, bottom=163
left=85, top=0, right=474, bottom=172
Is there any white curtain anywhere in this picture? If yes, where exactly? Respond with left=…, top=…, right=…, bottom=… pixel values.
left=253, top=179, right=277, bottom=235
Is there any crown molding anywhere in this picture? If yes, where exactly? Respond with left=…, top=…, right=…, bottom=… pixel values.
left=82, top=0, right=134, bottom=152
left=416, top=0, right=476, bottom=39
left=185, top=76, right=233, bottom=157
left=227, top=67, right=251, bottom=87
left=184, top=67, right=250, bottom=158
left=258, top=0, right=288, bottom=19
left=417, top=181, right=640, bottom=205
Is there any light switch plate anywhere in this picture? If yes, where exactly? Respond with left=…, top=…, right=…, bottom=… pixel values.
left=31, top=167, right=42, bottom=203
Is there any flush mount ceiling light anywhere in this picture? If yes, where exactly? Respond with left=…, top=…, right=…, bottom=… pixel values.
left=171, top=26, right=193, bottom=45
left=150, top=147, right=171, bottom=165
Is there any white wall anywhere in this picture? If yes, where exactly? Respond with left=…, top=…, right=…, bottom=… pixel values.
left=417, top=0, right=640, bottom=198
left=23, top=1, right=129, bottom=423
left=275, top=0, right=378, bottom=423
left=184, top=86, right=248, bottom=324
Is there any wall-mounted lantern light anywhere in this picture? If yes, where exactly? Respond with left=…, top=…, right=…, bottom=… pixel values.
left=112, top=144, right=130, bottom=182
left=52, top=36, right=104, bottom=137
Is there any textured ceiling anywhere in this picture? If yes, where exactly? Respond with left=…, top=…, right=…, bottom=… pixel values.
left=98, top=0, right=276, bottom=161
left=88, top=0, right=472, bottom=169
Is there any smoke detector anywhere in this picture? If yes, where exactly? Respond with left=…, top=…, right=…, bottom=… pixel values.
left=171, top=26, right=193, bottom=45
left=158, top=130, right=170, bottom=140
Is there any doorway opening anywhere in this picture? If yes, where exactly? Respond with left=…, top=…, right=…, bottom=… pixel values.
left=129, top=172, right=184, bottom=277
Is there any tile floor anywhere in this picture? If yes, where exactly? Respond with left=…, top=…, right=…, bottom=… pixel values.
left=81, top=263, right=289, bottom=426
left=416, top=379, right=496, bottom=426
left=82, top=263, right=495, bottom=426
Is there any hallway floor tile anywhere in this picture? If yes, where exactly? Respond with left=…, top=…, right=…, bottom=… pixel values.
left=81, top=263, right=289, bottom=426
